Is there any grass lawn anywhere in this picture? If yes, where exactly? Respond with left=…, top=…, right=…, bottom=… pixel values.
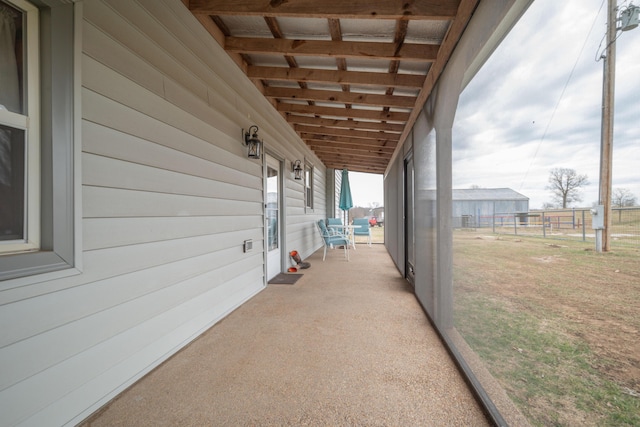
left=453, top=231, right=640, bottom=426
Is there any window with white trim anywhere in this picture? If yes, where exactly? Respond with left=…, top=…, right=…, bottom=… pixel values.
left=0, top=0, right=76, bottom=282
left=304, top=163, right=313, bottom=211
left=0, top=0, right=39, bottom=253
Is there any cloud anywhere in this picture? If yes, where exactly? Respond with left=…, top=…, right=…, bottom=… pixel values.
left=453, top=0, right=639, bottom=209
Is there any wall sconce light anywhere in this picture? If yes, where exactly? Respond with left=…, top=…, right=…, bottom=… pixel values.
left=242, top=125, right=262, bottom=159
left=292, top=160, right=303, bottom=180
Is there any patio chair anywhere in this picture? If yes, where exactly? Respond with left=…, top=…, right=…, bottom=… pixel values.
left=352, top=218, right=372, bottom=246
left=316, top=220, right=350, bottom=261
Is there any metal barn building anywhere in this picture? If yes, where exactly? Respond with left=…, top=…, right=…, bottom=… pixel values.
left=453, top=188, right=529, bottom=228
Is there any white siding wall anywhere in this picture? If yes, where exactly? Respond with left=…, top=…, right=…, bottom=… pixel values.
left=0, top=1, right=325, bottom=425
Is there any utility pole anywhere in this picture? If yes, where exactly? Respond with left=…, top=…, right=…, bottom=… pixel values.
left=598, top=0, right=616, bottom=252
left=597, top=1, right=639, bottom=252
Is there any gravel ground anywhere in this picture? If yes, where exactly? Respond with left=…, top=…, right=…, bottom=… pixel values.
left=83, top=245, right=489, bottom=426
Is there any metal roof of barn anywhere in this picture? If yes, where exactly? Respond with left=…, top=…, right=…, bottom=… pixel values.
left=453, top=188, right=529, bottom=201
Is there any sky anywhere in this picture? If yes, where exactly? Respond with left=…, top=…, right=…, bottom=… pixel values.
left=350, top=0, right=639, bottom=209
left=452, top=0, right=639, bottom=209
left=348, top=171, right=384, bottom=207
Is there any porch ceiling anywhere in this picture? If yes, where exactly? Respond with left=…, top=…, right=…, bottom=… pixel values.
left=188, top=0, right=479, bottom=174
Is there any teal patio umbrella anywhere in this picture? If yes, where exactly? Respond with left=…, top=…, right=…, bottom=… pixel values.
left=339, top=168, right=353, bottom=225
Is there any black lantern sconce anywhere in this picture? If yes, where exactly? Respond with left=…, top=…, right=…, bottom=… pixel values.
left=292, top=160, right=303, bottom=180
left=242, top=125, right=262, bottom=159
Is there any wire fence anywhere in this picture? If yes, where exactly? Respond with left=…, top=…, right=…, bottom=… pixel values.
left=455, top=207, right=640, bottom=247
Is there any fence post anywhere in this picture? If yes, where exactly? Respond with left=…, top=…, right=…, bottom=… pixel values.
left=514, top=213, right=517, bottom=235
left=542, top=211, right=546, bottom=238
left=582, top=209, right=586, bottom=241
left=492, top=202, right=496, bottom=233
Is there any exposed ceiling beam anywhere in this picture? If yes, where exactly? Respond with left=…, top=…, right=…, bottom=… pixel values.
left=312, top=150, right=392, bottom=164
left=295, top=124, right=400, bottom=141
left=277, top=103, right=410, bottom=122
left=383, top=19, right=409, bottom=113
left=319, top=155, right=388, bottom=169
left=286, top=115, right=404, bottom=133
left=300, top=133, right=397, bottom=147
left=247, top=66, right=425, bottom=89
left=319, top=157, right=389, bottom=171
left=327, top=18, right=351, bottom=105
left=324, top=163, right=385, bottom=174
left=188, top=0, right=460, bottom=20
left=263, top=16, right=315, bottom=108
left=265, top=87, right=416, bottom=108
left=308, top=145, right=394, bottom=158
left=225, top=37, right=439, bottom=62
left=305, top=139, right=396, bottom=153
left=304, top=137, right=396, bottom=154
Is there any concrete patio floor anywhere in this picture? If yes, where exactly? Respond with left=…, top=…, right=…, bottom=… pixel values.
left=82, top=244, right=490, bottom=426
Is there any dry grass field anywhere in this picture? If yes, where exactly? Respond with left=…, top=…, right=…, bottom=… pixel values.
left=453, top=231, right=640, bottom=426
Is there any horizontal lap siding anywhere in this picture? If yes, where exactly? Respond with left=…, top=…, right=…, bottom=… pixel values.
left=0, top=0, right=325, bottom=426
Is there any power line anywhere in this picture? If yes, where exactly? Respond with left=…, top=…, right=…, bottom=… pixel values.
left=519, top=0, right=606, bottom=192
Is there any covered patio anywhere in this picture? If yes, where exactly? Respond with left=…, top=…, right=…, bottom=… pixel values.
left=82, top=245, right=488, bottom=426
left=0, top=1, right=533, bottom=425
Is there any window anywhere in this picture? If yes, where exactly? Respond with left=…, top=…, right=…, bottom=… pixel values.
left=0, top=0, right=39, bottom=253
left=0, top=0, right=77, bottom=282
left=304, top=163, right=313, bottom=210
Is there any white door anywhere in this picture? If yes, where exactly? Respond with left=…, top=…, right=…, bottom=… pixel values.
left=265, top=154, right=281, bottom=281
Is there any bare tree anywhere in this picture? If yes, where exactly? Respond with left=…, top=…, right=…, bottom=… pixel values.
left=546, top=168, right=588, bottom=208
left=612, top=188, right=637, bottom=207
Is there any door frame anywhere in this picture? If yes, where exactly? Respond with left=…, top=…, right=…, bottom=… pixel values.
left=263, top=152, right=285, bottom=283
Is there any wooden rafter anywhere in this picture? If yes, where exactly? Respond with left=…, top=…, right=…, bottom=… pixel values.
left=320, top=157, right=389, bottom=170
left=263, top=16, right=315, bottom=107
left=277, top=103, right=410, bottom=122
left=308, top=140, right=395, bottom=152
left=383, top=19, right=409, bottom=113
left=300, top=133, right=397, bottom=147
left=265, top=87, right=416, bottom=108
left=224, top=37, right=439, bottom=62
left=188, top=0, right=460, bottom=20
left=328, top=18, right=351, bottom=108
left=308, top=146, right=394, bottom=159
left=320, top=157, right=388, bottom=170
left=311, top=146, right=392, bottom=162
left=247, top=66, right=425, bottom=88
left=295, top=125, right=400, bottom=141
left=308, top=141, right=393, bottom=152
left=286, top=115, right=405, bottom=133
